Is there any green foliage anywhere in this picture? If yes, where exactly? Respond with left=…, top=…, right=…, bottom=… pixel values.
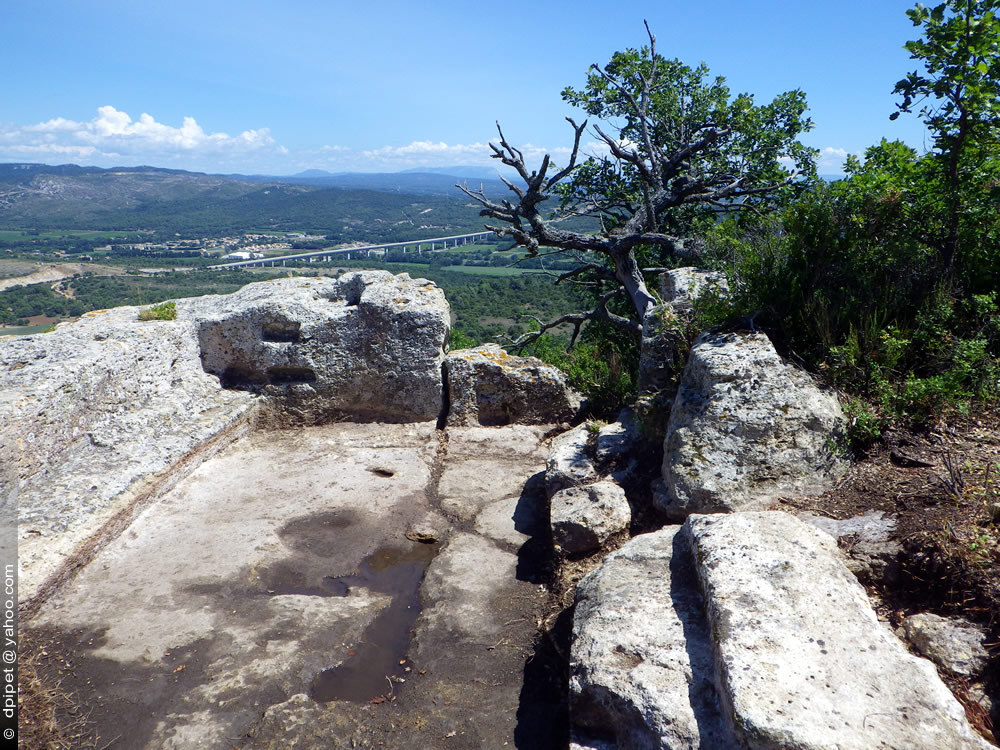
left=448, top=328, right=477, bottom=351
left=138, top=301, right=177, bottom=321
left=522, top=322, right=639, bottom=419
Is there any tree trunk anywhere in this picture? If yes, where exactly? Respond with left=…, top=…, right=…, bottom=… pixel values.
left=610, top=245, right=657, bottom=322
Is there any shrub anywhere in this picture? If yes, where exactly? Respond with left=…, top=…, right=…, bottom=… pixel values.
left=138, top=301, right=177, bottom=321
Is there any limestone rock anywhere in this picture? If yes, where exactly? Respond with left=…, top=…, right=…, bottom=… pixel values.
left=637, top=304, right=687, bottom=395
left=546, top=423, right=597, bottom=497
left=550, top=481, right=631, bottom=555
left=638, top=267, right=728, bottom=419
left=570, top=526, right=733, bottom=748
left=3, top=304, right=257, bottom=601
left=658, top=267, right=729, bottom=314
left=445, top=344, right=579, bottom=426
left=193, top=272, right=449, bottom=424
left=801, top=510, right=902, bottom=583
left=904, top=613, right=990, bottom=678
left=658, top=331, right=848, bottom=519
left=686, top=512, right=992, bottom=749
left=570, top=512, right=991, bottom=749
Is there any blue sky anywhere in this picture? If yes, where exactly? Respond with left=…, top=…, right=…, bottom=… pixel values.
left=2, top=0, right=932, bottom=175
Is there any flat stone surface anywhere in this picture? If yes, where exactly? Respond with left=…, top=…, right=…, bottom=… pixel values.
left=3, top=304, right=258, bottom=602
left=26, top=423, right=437, bottom=748
left=438, top=425, right=549, bottom=521
left=571, top=527, right=732, bottom=749
left=686, top=512, right=992, bottom=749
left=26, top=421, right=555, bottom=750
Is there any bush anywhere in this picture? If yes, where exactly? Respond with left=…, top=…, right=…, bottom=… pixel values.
left=138, top=301, right=177, bottom=321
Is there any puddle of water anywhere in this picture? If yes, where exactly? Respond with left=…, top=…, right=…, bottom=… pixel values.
left=309, top=541, right=438, bottom=703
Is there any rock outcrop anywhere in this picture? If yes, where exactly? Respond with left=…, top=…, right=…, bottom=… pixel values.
left=445, top=343, right=579, bottom=426
left=637, top=267, right=728, bottom=396
left=6, top=272, right=450, bottom=602
left=657, top=331, right=848, bottom=519
left=195, top=271, right=449, bottom=424
left=904, top=613, right=990, bottom=678
left=571, top=512, right=992, bottom=749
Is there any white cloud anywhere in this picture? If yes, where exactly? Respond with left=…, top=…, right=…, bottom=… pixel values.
left=0, top=106, right=284, bottom=169
left=817, top=146, right=851, bottom=173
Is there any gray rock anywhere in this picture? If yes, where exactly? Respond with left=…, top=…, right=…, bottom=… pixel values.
left=638, top=268, right=728, bottom=421
left=594, top=409, right=640, bottom=465
left=686, top=512, right=992, bottom=749
left=570, top=526, right=733, bottom=749
left=546, top=423, right=598, bottom=497
left=658, top=331, right=848, bottom=519
left=658, top=267, right=729, bottom=314
left=3, top=304, right=257, bottom=601
left=637, top=304, right=687, bottom=395
left=800, top=510, right=902, bottom=583
left=194, top=272, right=449, bottom=424
left=904, top=613, right=990, bottom=678
left=445, top=344, right=579, bottom=426
left=550, top=481, right=631, bottom=555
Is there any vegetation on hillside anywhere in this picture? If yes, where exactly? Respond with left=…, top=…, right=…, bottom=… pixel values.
left=476, top=3, right=999, bottom=430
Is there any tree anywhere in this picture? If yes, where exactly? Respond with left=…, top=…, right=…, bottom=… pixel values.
left=460, top=23, right=816, bottom=344
left=892, top=0, right=1000, bottom=278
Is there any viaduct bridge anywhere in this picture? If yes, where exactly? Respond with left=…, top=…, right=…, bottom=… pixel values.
left=208, top=232, right=495, bottom=270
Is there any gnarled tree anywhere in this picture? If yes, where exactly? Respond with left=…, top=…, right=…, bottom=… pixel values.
left=460, top=23, right=817, bottom=344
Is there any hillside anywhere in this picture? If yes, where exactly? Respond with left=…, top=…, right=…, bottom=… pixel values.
left=0, top=163, right=488, bottom=240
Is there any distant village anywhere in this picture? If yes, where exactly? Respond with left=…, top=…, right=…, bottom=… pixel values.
left=93, top=232, right=328, bottom=260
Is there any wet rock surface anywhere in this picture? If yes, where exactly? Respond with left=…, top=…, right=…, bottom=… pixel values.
left=23, top=422, right=555, bottom=749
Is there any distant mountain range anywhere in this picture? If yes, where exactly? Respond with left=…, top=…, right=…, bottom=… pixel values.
left=0, top=163, right=494, bottom=239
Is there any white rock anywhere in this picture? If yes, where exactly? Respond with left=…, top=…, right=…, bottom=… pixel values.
left=686, top=512, right=993, bottom=749
left=445, top=344, right=579, bottom=426
left=570, top=527, right=733, bottom=748
left=658, top=267, right=729, bottom=314
left=546, top=424, right=597, bottom=498
left=193, top=272, right=449, bottom=423
left=550, top=481, right=630, bottom=555
left=659, top=331, right=848, bottom=518
left=904, top=613, right=990, bottom=678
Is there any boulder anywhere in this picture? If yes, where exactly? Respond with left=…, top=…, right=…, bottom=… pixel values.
left=904, top=613, right=990, bottom=678
left=658, top=331, right=848, bottom=519
left=194, top=271, right=449, bottom=424
left=571, top=526, right=733, bottom=748
left=545, top=423, right=597, bottom=497
left=550, top=481, right=631, bottom=555
left=445, top=344, right=579, bottom=426
left=570, top=512, right=993, bottom=749
left=686, top=512, right=991, bottom=749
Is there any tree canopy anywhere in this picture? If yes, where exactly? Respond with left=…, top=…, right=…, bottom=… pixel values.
left=461, top=23, right=816, bottom=337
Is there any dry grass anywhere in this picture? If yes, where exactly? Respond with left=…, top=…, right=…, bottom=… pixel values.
left=18, top=631, right=95, bottom=749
